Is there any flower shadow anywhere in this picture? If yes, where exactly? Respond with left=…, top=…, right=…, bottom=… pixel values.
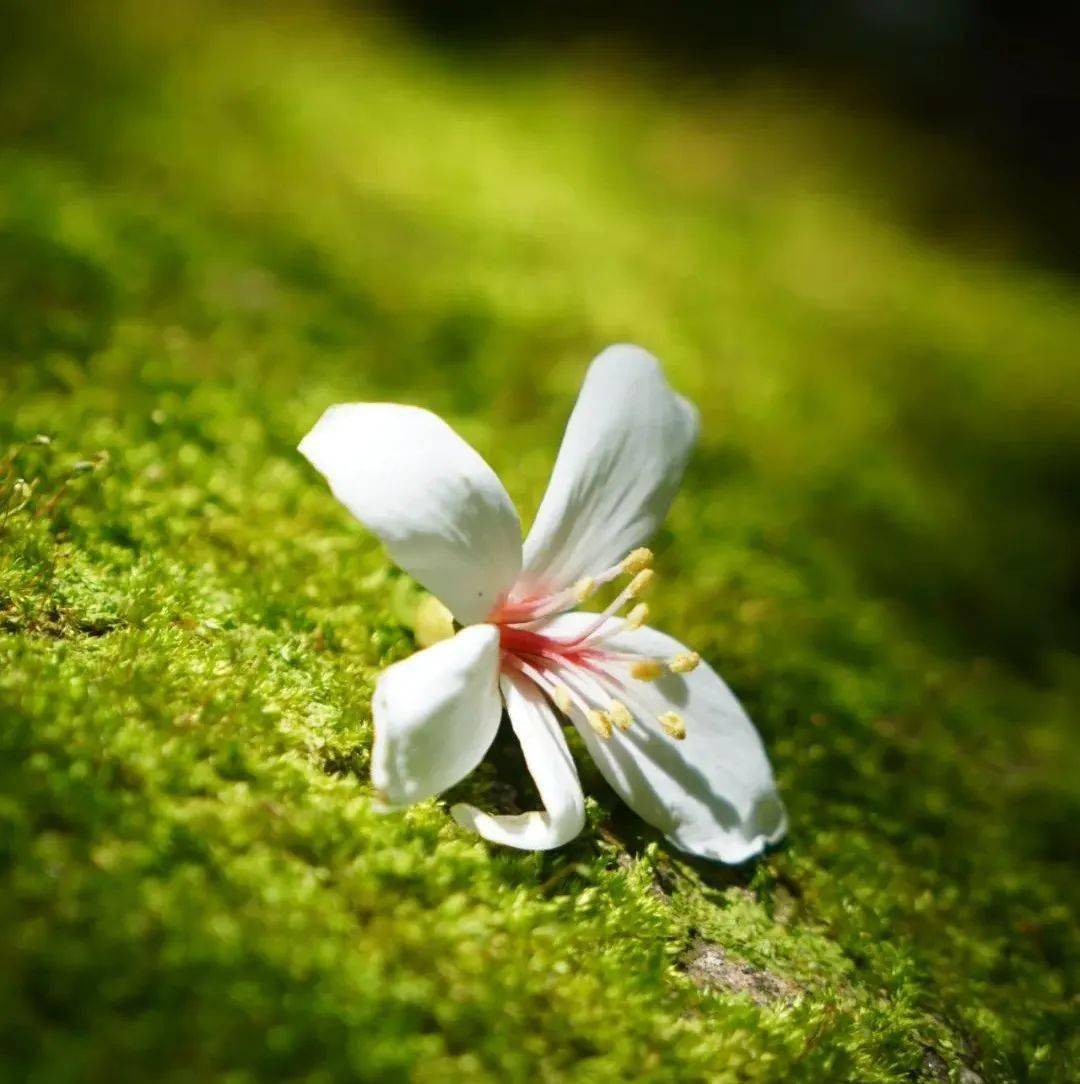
left=445, top=706, right=782, bottom=895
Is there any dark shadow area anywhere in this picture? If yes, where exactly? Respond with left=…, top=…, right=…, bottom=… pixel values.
left=449, top=708, right=768, bottom=895
left=384, top=0, right=1080, bottom=273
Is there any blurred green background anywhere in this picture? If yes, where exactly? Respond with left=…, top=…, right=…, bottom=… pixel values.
left=0, top=2, right=1077, bottom=1081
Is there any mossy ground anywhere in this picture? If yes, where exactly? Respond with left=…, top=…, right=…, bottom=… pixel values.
left=1, top=3, right=1077, bottom=1081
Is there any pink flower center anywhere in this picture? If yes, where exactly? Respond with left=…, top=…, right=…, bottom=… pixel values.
left=496, top=622, right=605, bottom=677
left=477, top=549, right=696, bottom=743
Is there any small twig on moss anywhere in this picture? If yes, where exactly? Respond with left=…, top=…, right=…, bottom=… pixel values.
left=37, top=449, right=110, bottom=520
left=538, top=861, right=587, bottom=894
left=596, top=825, right=624, bottom=850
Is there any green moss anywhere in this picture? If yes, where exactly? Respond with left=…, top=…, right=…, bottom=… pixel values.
left=0, top=2, right=1076, bottom=1080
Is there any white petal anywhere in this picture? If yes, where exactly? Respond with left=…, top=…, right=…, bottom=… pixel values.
left=541, top=613, right=786, bottom=863
left=452, top=671, right=586, bottom=850
left=372, top=624, right=502, bottom=807
left=520, top=345, right=698, bottom=594
left=300, top=403, right=521, bottom=624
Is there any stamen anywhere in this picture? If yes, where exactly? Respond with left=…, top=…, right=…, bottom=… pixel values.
left=625, top=603, right=649, bottom=630
left=668, top=651, right=700, bottom=674
left=620, top=547, right=653, bottom=575
left=498, top=547, right=657, bottom=624
left=608, top=699, right=632, bottom=732
left=588, top=667, right=665, bottom=743
left=574, top=576, right=597, bottom=603
left=628, top=569, right=654, bottom=597
left=553, top=685, right=572, bottom=714
left=659, top=711, right=686, bottom=740
left=630, top=659, right=664, bottom=681
left=505, top=655, right=547, bottom=687
left=587, top=708, right=613, bottom=740
left=547, top=666, right=612, bottom=743
left=564, top=570, right=660, bottom=648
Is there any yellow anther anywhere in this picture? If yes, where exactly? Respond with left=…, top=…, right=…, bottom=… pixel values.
left=554, top=685, right=572, bottom=714
left=587, top=709, right=613, bottom=740
left=628, top=569, right=654, bottom=598
left=608, top=700, right=632, bottom=732
left=574, top=576, right=597, bottom=603
left=621, top=547, right=654, bottom=575
left=630, top=659, right=664, bottom=682
left=659, top=711, right=686, bottom=740
left=668, top=651, right=700, bottom=674
left=625, top=603, right=649, bottom=630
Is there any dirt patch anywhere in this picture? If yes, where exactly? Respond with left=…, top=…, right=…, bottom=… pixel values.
left=682, top=939, right=800, bottom=1006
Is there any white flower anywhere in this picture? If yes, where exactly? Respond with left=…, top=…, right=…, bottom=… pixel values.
left=299, top=344, right=786, bottom=861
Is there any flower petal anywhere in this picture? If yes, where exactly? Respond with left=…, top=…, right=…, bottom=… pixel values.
left=372, top=624, right=502, bottom=807
left=300, top=403, right=521, bottom=624
left=451, top=670, right=586, bottom=850
left=519, top=345, right=698, bottom=594
left=541, top=613, right=786, bottom=863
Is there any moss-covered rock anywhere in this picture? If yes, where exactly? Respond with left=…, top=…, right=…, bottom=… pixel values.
left=0, top=2, right=1076, bottom=1080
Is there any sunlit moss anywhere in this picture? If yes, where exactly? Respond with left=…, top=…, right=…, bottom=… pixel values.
left=0, top=2, right=1076, bottom=1081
